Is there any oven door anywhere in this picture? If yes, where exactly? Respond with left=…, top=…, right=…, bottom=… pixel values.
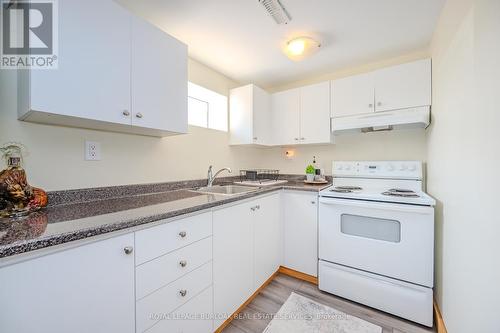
left=319, top=197, right=434, bottom=287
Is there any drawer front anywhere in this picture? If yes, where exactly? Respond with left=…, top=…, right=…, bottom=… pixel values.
left=136, top=237, right=212, bottom=300
left=147, top=286, right=213, bottom=333
left=136, top=261, right=212, bottom=333
left=318, top=260, right=433, bottom=327
left=135, top=211, right=212, bottom=265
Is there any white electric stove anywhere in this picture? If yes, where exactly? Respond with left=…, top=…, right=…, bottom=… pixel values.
left=318, top=161, right=435, bottom=327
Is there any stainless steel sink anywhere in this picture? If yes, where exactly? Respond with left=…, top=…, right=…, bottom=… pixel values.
left=193, top=185, right=259, bottom=196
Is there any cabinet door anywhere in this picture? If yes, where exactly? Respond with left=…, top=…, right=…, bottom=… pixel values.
left=374, top=58, right=431, bottom=112
left=254, top=194, right=282, bottom=288
left=0, top=234, right=135, bottom=333
left=131, top=16, right=188, bottom=133
left=229, top=85, right=254, bottom=145
left=300, top=82, right=331, bottom=144
left=213, top=201, right=254, bottom=328
left=283, top=191, right=318, bottom=277
left=272, top=88, right=300, bottom=145
left=331, top=72, right=374, bottom=118
left=252, top=85, right=272, bottom=145
left=30, top=0, right=131, bottom=125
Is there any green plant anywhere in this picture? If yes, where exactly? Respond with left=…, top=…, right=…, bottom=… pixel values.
left=305, top=165, right=315, bottom=174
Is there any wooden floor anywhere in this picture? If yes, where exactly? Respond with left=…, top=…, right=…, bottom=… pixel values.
left=221, top=273, right=436, bottom=333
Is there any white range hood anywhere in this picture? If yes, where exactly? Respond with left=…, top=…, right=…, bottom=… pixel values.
left=331, top=106, right=430, bottom=135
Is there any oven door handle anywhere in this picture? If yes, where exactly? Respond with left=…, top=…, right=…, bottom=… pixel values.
left=319, top=197, right=433, bottom=214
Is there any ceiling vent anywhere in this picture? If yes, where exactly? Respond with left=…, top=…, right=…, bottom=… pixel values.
left=259, top=0, right=291, bottom=25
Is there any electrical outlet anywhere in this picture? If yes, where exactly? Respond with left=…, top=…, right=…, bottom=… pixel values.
left=85, top=141, right=101, bottom=161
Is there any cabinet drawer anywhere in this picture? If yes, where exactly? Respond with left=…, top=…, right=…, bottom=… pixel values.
left=136, top=237, right=212, bottom=300
left=136, top=261, right=212, bottom=333
left=147, top=286, right=213, bottom=333
left=135, top=212, right=212, bottom=265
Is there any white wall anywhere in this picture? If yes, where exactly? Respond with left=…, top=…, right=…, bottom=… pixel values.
left=0, top=59, right=264, bottom=191
left=428, top=0, right=500, bottom=331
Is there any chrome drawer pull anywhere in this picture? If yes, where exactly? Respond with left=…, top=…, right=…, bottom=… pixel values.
left=179, top=260, right=187, bottom=268
left=123, top=246, right=133, bottom=255
left=179, top=289, right=187, bottom=297
left=179, top=231, right=187, bottom=238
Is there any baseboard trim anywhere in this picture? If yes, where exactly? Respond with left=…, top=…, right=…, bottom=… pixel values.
left=214, top=270, right=279, bottom=333
left=433, top=299, right=447, bottom=333
left=278, top=266, right=318, bottom=285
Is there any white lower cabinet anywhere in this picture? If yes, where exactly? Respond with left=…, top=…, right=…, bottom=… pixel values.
left=0, top=190, right=318, bottom=333
left=136, top=261, right=213, bottom=332
left=146, top=286, right=214, bottom=333
left=254, top=193, right=282, bottom=288
left=213, top=200, right=255, bottom=328
left=213, top=193, right=281, bottom=329
left=0, top=234, right=136, bottom=333
left=283, top=191, right=319, bottom=277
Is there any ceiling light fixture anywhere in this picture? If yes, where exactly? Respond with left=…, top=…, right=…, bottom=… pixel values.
left=284, top=36, right=321, bottom=61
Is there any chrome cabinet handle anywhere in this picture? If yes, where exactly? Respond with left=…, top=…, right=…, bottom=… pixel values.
left=294, top=138, right=299, bottom=141
left=123, top=246, right=133, bottom=255
left=250, top=207, right=255, bottom=211
left=122, top=110, right=130, bottom=116
left=179, top=260, right=187, bottom=268
left=253, top=137, right=258, bottom=140
left=368, top=103, right=373, bottom=108
left=300, top=137, right=305, bottom=140
left=179, top=289, right=187, bottom=297
left=311, top=201, right=316, bottom=204
left=377, top=102, right=382, bottom=106
left=179, top=231, right=187, bottom=238
left=135, top=112, right=143, bottom=118
left=256, top=205, right=260, bottom=210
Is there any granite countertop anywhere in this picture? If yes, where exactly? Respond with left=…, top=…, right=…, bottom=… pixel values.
left=0, top=177, right=331, bottom=260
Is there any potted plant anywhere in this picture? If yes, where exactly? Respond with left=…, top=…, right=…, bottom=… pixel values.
left=305, top=165, right=315, bottom=182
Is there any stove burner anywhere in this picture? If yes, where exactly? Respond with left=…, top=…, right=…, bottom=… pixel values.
left=382, top=188, right=420, bottom=198
left=331, top=186, right=363, bottom=193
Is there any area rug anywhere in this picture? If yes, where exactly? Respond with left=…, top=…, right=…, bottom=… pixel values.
left=263, top=292, right=382, bottom=333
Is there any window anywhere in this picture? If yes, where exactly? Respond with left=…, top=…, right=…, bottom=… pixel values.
left=188, top=82, right=228, bottom=131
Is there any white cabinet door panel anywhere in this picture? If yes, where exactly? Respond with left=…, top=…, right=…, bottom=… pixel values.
left=0, top=234, right=135, bottom=333
left=283, top=191, right=318, bottom=277
left=272, top=88, right=300, bottom=145
left=374, top=58, right=431, bottom=112
left=253, top=85, right=272, bottom=145
left=300, top=81, right=331, bottom=144
left=131, top=15, right=188, bottom=133
left=30, top=0, right=131, bottom=125
left=254, top=194, right=282, bottom=288
left=332, top=72, right=374, bottom=118
left=213, top=201, right=254, bottom=328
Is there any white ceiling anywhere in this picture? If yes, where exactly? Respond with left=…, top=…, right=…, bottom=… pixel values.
left=118, top=0, right=445, bottom=89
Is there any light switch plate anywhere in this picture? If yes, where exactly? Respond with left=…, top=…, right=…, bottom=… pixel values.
left=85, top=141, right=101, bottom=161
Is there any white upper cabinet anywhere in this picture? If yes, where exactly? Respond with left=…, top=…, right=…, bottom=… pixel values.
left=229, top=84, right=271, bottom=145
left=300, top=81, right=332, bottom=144
left=25, top=0, right=132, bottom=126
left=18, top=0, right=187, bottom=137
left=272, top=88, right=301, bottom=145
left=272, top=84, right=332, bottom=146
left=131, top=15, right=188, bottom=134
left=332, top=72, right=374, bottom=117
left=331, top=59, right=432, bottom=118
left=374, top=58, right=431, bottom=112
